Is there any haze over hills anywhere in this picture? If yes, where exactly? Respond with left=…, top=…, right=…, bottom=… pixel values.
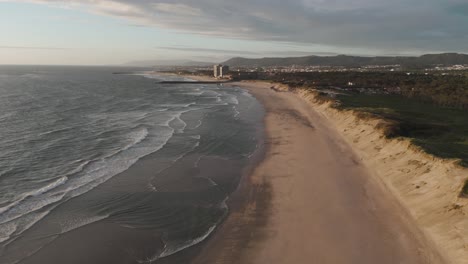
left=223, top=53, right=468, bottom=68
left=124, top=59, right=214, bottom=67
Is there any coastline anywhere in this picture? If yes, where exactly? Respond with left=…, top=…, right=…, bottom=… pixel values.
left=188, top=80, right=449, bottom=264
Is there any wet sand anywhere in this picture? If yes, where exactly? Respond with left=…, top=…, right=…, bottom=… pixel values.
left=190, top=81, right=447, bottom=264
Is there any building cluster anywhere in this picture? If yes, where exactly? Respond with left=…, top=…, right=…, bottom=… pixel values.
left=430, top=65, right=468, bottom=71
left=213, top=64, right=229, bottom=78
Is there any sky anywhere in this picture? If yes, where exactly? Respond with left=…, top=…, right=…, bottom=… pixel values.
left=1, top=0, right=468, bottom=65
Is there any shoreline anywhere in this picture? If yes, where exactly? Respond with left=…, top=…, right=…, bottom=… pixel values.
left=188, top=80, right=448, bottom=263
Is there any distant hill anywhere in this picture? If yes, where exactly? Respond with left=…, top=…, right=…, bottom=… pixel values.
left=222, top=53, right=468, bottom=68
left=124, top=59, right=214, bottom=67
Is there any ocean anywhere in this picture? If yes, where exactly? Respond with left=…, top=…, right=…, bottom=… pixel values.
left=0, top=66, right=263, bottom=263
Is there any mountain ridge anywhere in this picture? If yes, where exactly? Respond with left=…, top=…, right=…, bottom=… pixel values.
left=222, top=53, right=468, bottom=68
left=124, top=59, right=214, bottom=67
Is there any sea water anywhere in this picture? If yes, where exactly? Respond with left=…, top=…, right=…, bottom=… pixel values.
left=0, top=66, right=263, bottom=263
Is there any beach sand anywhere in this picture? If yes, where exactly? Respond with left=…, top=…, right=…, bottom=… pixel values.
left=190, top=81, right=447, bottom=264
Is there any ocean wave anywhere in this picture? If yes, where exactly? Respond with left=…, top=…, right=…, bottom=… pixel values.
left=0, top=126, right=172, bottom=242
left=0, top=192, right=66, bottom=225
left=195, top=176, right=218, bottom=187
left=0, top=210, right=51, bottom=246
left=160, top=102, right=196, bottom=108
left=37, top=127, right=74, bottom=137
left=88, top=111, right=151, bottom=123
left=122, top=127, right=149, bottom=151
left=0, top=221, right=17, bottom=243
left=200, top=90, right=221, bottom=97
left=0, top=112, right=15, bottom=122
left=240, top=89, right=254, bottom=98
left=191, top=119, right=203, bottom=130
left=168, top=113, right=187, bottom=134
left=233, top=106, right=240, bottom=118
left=149, top=136, right=201, bottom=191
left=173, top=92, right=204, bottom=96
left=155, top=108, right=169, bottom=112
left=189, top=135, right=201, bottom=140
left=224, top=94, right=239, bottom=105
left=139, top=225, right=218, bottom=263
left=97, top=127, right=149, bottom=160
left=160, top=225, right=217, bottom=258
left=0, top=176, right=67, bottom=216
left=20, top=73, right=43, bottom=79
left=60, top=214, right=109, bottom=233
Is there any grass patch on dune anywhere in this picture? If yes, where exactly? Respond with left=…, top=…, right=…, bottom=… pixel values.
left=335, top=94, right=468, bottom=167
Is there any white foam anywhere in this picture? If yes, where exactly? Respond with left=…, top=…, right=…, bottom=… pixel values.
left=241, top=89, right=254, bottom=98
left=0, top=210, right=51, bottom=246
left=64, top=160, right=91, bottom=177
left=20, top=73, right=43, bottom=79
left=8, top=210, right=50, bottom=241
left=225, top=94, right=239, bottom=105
left=201, top=90, right=220, bottom=97
left=160, top=102, right=195, bottom=108
left=87, top=111, right=150, bottom=124
left=170, top=140, right=200, bottom=163
left=148, top=183, right=158, bottom=192
left=160, top=225, right=217, bottom=258
left=0, top=221, right=17, bottom=243
left=60, top=214, right=109, bottom=233
left=196, top=176, right=218, bottom=187
left=123, top=128, right=149, bottom=151
left=168, top=113, right=187, bottom=134
left=174, top=92, right=204, bottom=96
left=233, top=106, right=240, bottom=118
left=194, top=155, right=204, bottom=168
left=0, top=193, right=65, bottom=225
left=191, top=119, right=203, bottom=130
left=38, top=127, right=72, bottom=137
left=0, top=176, right=67, bottom=216
left=140, top=225, right=218, bottom=263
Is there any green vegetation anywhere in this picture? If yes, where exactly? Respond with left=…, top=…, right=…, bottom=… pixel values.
left=269, top=71, right=468, bottom=109
left=335, top=93, right=468, bottom=167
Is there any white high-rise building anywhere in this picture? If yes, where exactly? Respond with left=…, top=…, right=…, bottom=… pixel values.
left=214, top=64, right=229, bottom=78
left=214, top=64, right=221, bottom=77
left=220, top=65, right=229, bottom=77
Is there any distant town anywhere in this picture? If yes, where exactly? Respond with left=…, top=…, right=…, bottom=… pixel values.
left=157, top=56, right=468, bottom=109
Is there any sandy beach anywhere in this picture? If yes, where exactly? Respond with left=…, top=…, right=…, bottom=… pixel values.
left=190, top=81, right=447, bottom=264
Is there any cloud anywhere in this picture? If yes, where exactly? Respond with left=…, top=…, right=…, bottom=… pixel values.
left=156, top=46, right=340, bottom=58
left=156, top=46, right=260, bottom=55
left=4, top=0, right=468, bottom=54
left=151, top=3, right=201, bottom=16
left=0, top=46, right=67, bottom=50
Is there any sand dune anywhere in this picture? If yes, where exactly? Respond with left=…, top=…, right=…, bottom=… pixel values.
left=295, top=88, right=468, bottom=264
